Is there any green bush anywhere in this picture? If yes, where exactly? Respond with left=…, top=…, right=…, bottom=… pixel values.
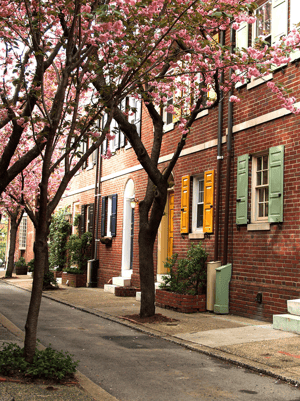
left=0, top=342, right=78, bottom=381
left=28, top=259, right=35, bottom=272
left=160, top=243, right=208, bottom=295
left=49, top=209, right=72, bottom=271
left=43, top=271, right=57, bottom=288
left=66, top=231, right=92, bottom=271
left=15, top=257, right=27, bottom=268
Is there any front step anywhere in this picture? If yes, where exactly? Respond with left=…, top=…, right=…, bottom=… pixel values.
left=273, top=314, right=300, bottom=334
left=104, top=284, right=117, bottom=294
left=287, top=299, right=300, bottom=316
left=112, top=277, right=131, bottom=287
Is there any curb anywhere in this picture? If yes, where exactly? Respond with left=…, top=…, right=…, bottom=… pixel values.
left=3, top=280, right=300, bottom=388
left=0, top=308, right=118, bottom=401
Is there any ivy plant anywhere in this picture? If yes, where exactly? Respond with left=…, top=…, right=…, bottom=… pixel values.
left=49, top=209, right=72, bottom=271
left=66, top=231, right=92, bottom=271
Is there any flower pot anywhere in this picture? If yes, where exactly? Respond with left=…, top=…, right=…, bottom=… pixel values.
left=15, top=266, right=28, bottom=275
left=155, top=289, right=206, bottom=313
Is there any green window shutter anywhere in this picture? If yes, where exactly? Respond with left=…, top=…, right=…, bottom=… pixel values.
left=236, top=154, right=248, bottom=225
left=110, top=194, right=117, bottom=237
left=80, top=205, right=86, bottom=234
left=269, top=145, right=284, bottom=223
left=272, top=0, right=287, bottom=43
left=88, top=203, right=94, bottom=233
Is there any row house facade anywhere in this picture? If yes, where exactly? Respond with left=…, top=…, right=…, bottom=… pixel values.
left=13, top=0, right=300, bottom=321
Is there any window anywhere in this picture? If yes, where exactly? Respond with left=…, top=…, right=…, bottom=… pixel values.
left=192, top=176, right=204, bottom=233
left=102, top=98, right=142, bottom=155
left=236, top=146, right=284, bottom=227
left=80, top=204, right=94, bottom=235
left=180, top=171, right=214, bottom=236
left=101, top=194, right=117, bottom=237
left=252, top=155, right=269, bottom=222
left=72, top=202, right=80, bottom=234
left=19, top=215, right=27, bottom=250
left=252, top=0, right=289, bottom=46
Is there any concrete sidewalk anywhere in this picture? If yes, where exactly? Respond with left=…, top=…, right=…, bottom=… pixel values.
left=1, top=272, right=300, bottom=397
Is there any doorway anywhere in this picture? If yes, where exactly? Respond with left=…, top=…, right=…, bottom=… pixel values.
left=121, top=179, right=135, bottom=277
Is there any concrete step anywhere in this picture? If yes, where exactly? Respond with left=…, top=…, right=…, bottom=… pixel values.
left=112, top=277, right=131, bottom=287
left=104, top=284, right=117, bottom=294
left=287, top=299, right=300, bottom=316
left=273, top=314, right=300, bottom=334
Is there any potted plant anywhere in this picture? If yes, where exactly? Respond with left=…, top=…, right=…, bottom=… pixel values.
left=62, top=232, right=92, bottom=287
left=157, top=243, right=208, bottom=313
left=14, top=257, right=28, bottom=275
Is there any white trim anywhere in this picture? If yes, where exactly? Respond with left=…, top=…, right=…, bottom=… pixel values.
left=101, top=136, right=227, bottom=183
left=191, top=175, right=204, bottom=235
left=195, top=109, right=209, bottom=120
left=247, top=223, right=270, bottom=231
left=247, top=74, right=273, bottom=90
left=228, top=102, right=300, bottom=135
left=63, top=184, right=95, bottom=197
left=188, top=232, right=205, bottom=239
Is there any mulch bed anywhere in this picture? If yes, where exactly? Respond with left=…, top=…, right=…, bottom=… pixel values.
left=0, top=373, right=79, bottom=387
left=121, top=313, right=179, bottom=324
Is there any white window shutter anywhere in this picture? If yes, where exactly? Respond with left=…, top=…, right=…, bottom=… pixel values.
left=236, top=21, right=248, bottom=49
left=272, top=0, right=287, bottom=43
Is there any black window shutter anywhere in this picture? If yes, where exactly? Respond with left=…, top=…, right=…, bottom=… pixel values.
left=101, top=197, right=106, bottom=237
left=80, top=205, right=86, bottom=235
left=88, top=203, right=94, bottom=233
left=110, top=194, right=117, bottom=237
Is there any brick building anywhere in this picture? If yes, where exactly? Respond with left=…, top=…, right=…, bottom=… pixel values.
left=13, top=0, right=300, bottom=321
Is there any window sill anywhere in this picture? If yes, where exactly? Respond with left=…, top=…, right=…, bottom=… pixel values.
left=247, top=223, right=270, bottom=231
left=247, top=73, right=273, bottom=90
left=188, top=232, right=205, bottom=239
left=86, top=164, right=94, bottom=171
left=195, top=109, right=209, bottom=120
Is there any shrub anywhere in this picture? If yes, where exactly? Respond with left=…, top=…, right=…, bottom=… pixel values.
left=63, top=267, right=85, bottom=274
left=0, top=342, right=78, bottom=381
left=28, top=259, right=35, bottom=272
left=43, top=271, right=57, bottom=288
left=15, top=257, right=27, bottom=268
left=160, top=243, right=208, bottom=295
left=49, top=209, right=72, bottom=271
left=66, top=231, right=92, bottom=271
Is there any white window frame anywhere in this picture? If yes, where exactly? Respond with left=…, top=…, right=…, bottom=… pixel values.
left=19, top=215, right=27, bottom=250
left=192, top=175, right=204, bottom=233
left=106, top=196, right=112, bottom=237
left=251, top=153, right=269, bottom=224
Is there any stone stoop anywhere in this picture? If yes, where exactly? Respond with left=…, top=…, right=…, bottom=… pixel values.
left=273, top=299, right=300, bottom=334
left=104, top=277, right=131, bottom=295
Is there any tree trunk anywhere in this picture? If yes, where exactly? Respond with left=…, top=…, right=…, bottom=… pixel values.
left=139, top=225, right=156, bottom=317
left=5, top=217, right=18, bottom=278
left=24, top=217, right=48, bottom=363
left=139, top=183, right=168, bottom=318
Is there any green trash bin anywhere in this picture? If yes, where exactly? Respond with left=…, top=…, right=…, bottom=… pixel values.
left=214, top=263, right=232, bottom=314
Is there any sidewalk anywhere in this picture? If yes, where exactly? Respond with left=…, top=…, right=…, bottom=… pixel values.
left=1, top=272, right=300, bottom=398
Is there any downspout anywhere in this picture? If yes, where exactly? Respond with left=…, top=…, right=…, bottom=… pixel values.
left=222, top=27, right=234, bottom=266
left=93, top=125, right=102, bottom=260
left=214, top=30, right=225, bottom=262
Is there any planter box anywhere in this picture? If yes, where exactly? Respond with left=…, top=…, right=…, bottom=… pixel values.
left=115, top=287, right=140, bottom=297
left=53, top=271, right=63, bottom=279
left=15, top=266, right=28, bottom=275
left=155, top=289, right=206, bottom=313
left=62, top=272, right=87, bottom=288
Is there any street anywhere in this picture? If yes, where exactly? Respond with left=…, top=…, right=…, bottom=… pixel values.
left=1, top=282, right=300, bottom=401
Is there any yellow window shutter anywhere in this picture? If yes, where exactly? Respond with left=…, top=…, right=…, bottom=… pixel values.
left=180, top=175, right=190, bottom=233
left=203, top=170, right=214, bottom=233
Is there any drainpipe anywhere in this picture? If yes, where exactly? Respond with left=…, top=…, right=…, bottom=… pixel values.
left=222, top=27, right=234, bottom=266
left=214, top=30, right=225, bottom=262
left=93, top=123, right=102, bottom=260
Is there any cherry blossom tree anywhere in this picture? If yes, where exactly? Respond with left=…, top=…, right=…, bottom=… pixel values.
left=1, top=0, right=300, bottom=363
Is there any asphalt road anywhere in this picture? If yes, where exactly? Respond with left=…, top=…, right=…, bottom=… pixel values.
left=1, top=282, right=300, bottom=401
